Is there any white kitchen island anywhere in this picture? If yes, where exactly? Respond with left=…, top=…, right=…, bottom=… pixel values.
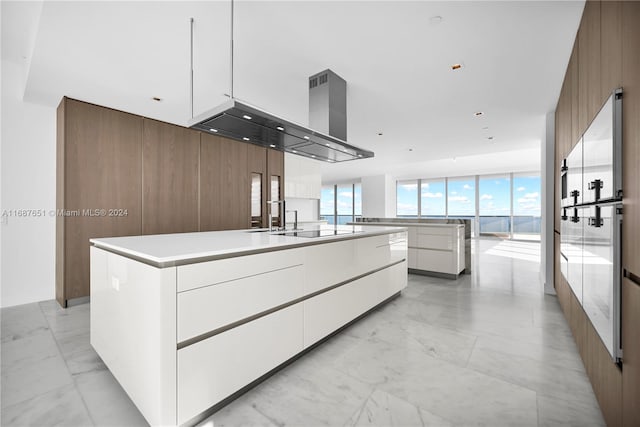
left=90, top=225, right=407, bottom=426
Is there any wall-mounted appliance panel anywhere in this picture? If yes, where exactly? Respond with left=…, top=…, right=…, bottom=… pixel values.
left=564, top=139, right=583, bottom=207
left=583, top=90, right=623, bottom=204
left=582, top=203, right=622, bottom=359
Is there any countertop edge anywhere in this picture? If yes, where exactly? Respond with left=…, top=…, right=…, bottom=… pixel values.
left=90, top=226, right=407, bottom=268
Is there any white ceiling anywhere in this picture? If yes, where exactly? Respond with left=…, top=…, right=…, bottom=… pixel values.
left=3, top=0, right=584, bottom=182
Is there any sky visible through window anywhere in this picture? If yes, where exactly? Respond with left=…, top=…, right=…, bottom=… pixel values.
left=396, top=174, right=541, bottom=219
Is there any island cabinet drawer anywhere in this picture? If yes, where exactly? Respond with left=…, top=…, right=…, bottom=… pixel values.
left=177, top=303, right=304, bottom=425
left=177, top=264, right=304, bottom=342
left=176, top=248, right=304, bottom=292
left=416, top=233, right=453, bottom=251
left=416, top=248, right=462, bottom=275
left=304, top=262, right=407, bottom=348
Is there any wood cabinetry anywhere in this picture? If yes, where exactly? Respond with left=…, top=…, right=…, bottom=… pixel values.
left=57, top=98, right=286, bottom=305
left=56, top=98, right=143, bottom=307
left=247, top=144, right=267, bottom=228
left=622, top=277, right=640, bottom=426
left=142, top=119, right=200, bottom=235
left=622, top=0, right=640, bottom=275
left=555, top=2, right=640, bottom=424
left=200, top=134, right=250, bottom=231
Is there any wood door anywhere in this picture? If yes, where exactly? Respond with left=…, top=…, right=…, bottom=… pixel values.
left=622, top=2, right=640, bottom=425
left=60, top=99, right=143, bottom=303
left=142, top=119, right=200, bottom=235
left=569, top=41, right=580, bottom=145
left=622, top=0, right=640, bottom=275
left=600, top=1, right=622, bottom=97
left=200, top=134, right=250, bottom=231
left=623, top=277, right=640, bottom=426
left=266, top=148, right=285, bottom=228
left=248, top=144, right=267, bottom=228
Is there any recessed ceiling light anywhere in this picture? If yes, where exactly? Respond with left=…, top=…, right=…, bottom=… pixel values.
left=242, top=137, right=250, bottom=141
left=303, top=136, right=310, bottom=140
left=451, top=63, right=463, bottom=70
left=311, top=155, right=316, bottom=158
left=474, top=111, right=484, bottom=117
left=209, top=128, right=218, bottom=133
left=325, top=143, right=331, bottom=147
left=276, top=126, right=284, bottom=131
left=152, top=97, right=162, bottom=102
left=358, top=154, right=363, bottom=157
left=243, top=115, right=252, bottom=120
left=269, top=144, right=276, bottom=148
left=292, top=150, right=297, bottom=153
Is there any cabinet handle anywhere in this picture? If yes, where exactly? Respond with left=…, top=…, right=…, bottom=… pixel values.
left=588, top=206, right=603, bottom=228
left=570, top=208, right=580, bottom=223
left=588, top=179, right=603, bottom=201
left=570, top=190, right=580, bottom=206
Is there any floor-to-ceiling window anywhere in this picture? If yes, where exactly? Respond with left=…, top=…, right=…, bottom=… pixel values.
left=396, top=180, right=419, bottom=218
left=420, top=179, right=446, bottom=219
left=447, top=176, right=476, bottom=236
left=320, top=185, right=335, bottom=224
left=321, top=182, right=361, bottom=225
left=512, top=173, right=541, bottom=239
left=479, top=174, right=511, bottom=237
left=395, top=172, right=540, bottom=240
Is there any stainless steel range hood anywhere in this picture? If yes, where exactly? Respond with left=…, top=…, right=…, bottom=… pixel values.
left=188, top=98, right=373, bottom=162
left=187, top=69, right=374, bottom=163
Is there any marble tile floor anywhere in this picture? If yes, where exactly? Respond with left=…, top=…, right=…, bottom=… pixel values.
left=1, top=239, right=605, bottom=426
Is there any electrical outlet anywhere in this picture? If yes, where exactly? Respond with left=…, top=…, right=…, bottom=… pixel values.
left=111, top=276, right=120, bottom=291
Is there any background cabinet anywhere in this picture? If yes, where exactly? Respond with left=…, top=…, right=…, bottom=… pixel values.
left=200, top=134, right=250, bottom=231
left=56, top=98, right=143, bottom=306
left=142, top=119, right=200, bottom=234
left=56, top=98, right=285, bottom=306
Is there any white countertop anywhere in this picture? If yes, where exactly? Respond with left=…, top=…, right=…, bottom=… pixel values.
left=348, top=222, right=464, bottom=228
left=90, top=224, right=406, bottom=267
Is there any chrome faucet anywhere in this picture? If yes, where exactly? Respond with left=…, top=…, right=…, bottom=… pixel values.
left=267, top=200, right=286, bottom=232
left=286, top=209, right=299, bottom=231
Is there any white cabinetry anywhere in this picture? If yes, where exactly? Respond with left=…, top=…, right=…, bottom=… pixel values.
left=284, top=152, right=321, bottom=199
left=91, top=231, right=407, bottom=426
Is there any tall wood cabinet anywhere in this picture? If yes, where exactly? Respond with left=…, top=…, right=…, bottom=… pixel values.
left=56, top=98, right=285, bottom=307
left=554, top=2, right=640, bottom=425
left=142, top=119, right=200, bottom=235
left=56, top=98, right=143, bottom=307
left=200, top=133, right=250, bottom=231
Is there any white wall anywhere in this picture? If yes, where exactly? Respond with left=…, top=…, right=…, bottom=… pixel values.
left=1, top=59, right=56, bottom=307
left=361, top=174, right=396, bottom=218
left=541, top=112, right=556, bottom=295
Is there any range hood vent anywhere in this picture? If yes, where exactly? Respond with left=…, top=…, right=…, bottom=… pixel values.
left=188, top=98, right=373, bottom=162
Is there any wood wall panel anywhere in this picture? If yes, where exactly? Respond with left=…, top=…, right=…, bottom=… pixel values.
left=248, top=144, right=267, bottom=228
left=585, top=317, right=622, bottom=426
left=570, top=41, right=580, bottom=145
left=622, top=0, right=640, bottom=275
left=622, top=2, right=640, bottom=425
left=266, top=148, right=285, bottom=226
left=569, top=289, right=587, bottom=359
left=622, top=277, right=640, bottom=426
left=56, top=99, right=66, bottom=306
left=555, top=1, right=640, bottom=424
left=200, top=134, right=250, bottom=231
left=600, top=1, right=622, bottom=98
left=62, top=99, right=143, bottom=301
left=142, top=119, right=200, bottom=235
